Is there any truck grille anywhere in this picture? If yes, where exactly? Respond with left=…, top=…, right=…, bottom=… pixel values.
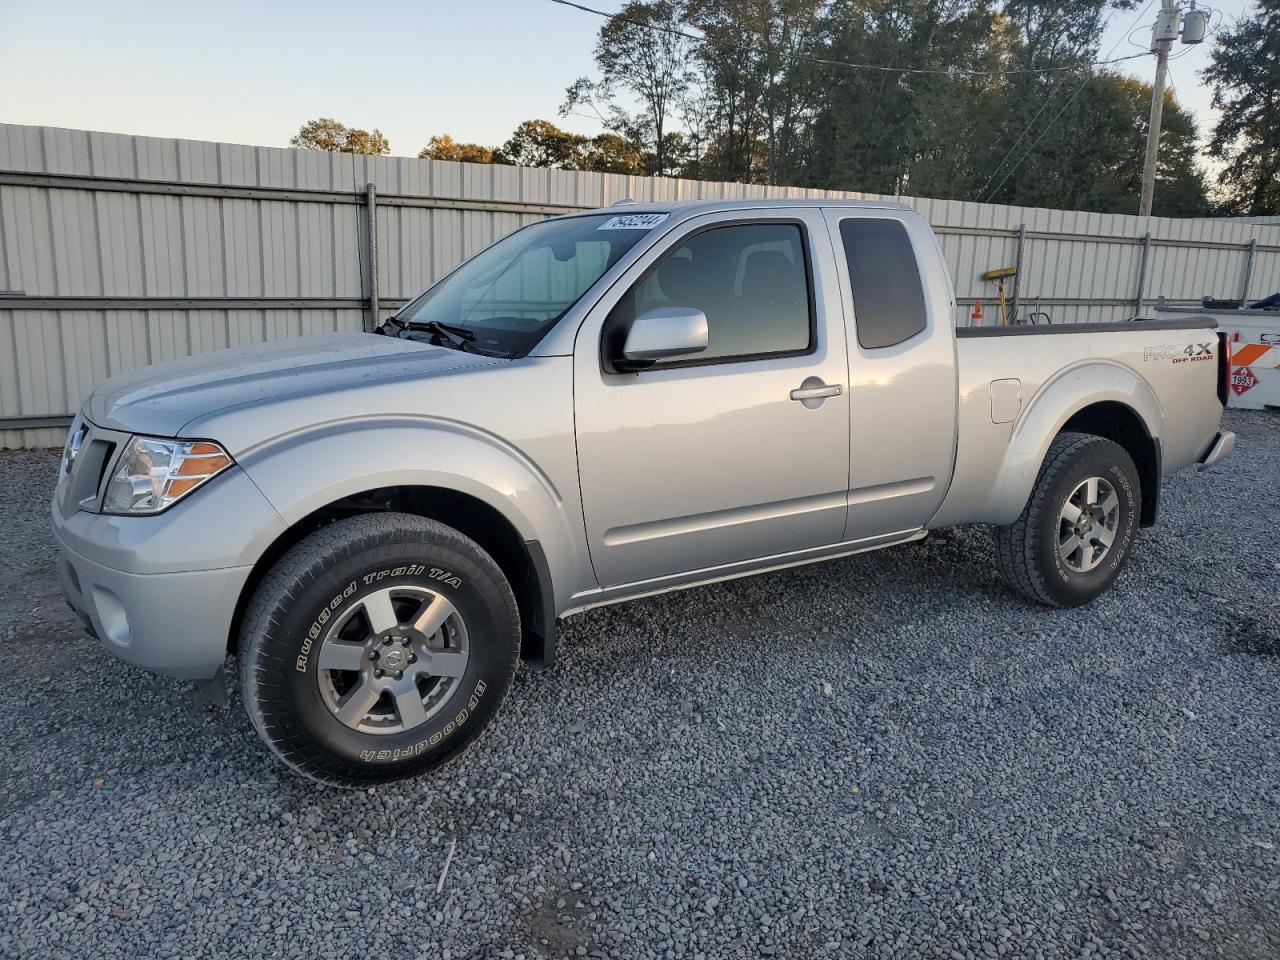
left=57, top=417, right=121, bottom=515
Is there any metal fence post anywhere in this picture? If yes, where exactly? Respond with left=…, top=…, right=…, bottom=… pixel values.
left=1134, top=232, right=1151, bottom=316
left=365, top=182, right=379, bottom=331
left=1240, top=238, right=1257, bottom=304
left=1010, top=223, right=1026, bottom=324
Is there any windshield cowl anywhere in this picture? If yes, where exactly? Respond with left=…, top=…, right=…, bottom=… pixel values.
left=382, top=317, right=517, bottom=358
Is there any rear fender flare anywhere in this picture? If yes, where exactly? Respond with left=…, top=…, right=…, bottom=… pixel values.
left=982, top=361, right=1163, bottom=525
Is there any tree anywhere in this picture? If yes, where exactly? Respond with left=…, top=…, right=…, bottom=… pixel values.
left=547, top=0, right=1213, bottom=214
left=1039, top=74, right=1208, bottom=216
left=500, top=119, right=589, bottom=168
left=1116, top=77, right=1210, bottom=217
left=683, top=0, right=830, bottom=186
left=806, top=0, right=1005, bottom=197
left=563, top=0, right=693, bottom=176
left=1202, top=0, right=1280, bottom=215
left=411, top=123, right=645, bottom=173
left=1000, top=0, right=1112, bottom=66
left=418, top=134, right=503, bottom=164
left=583, top=133, right=647, bottom=174
left=290, top=118, right=390, bottom=155
left=682, top=0, right=777, bottom=183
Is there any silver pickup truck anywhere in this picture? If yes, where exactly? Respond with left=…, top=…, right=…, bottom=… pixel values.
left=52, top=199, right=1235, bottom=786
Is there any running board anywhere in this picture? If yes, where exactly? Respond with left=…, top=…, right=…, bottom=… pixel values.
left=561, top=528, right=926, bottom=617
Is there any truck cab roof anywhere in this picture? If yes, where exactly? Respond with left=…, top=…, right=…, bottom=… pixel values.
left=562, top=197, right=916, bottom=221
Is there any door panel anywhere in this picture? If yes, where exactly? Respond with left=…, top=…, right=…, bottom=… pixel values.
left=574, top=210, right=850, bottom=587
left=822, top=209, right=959, bottom=540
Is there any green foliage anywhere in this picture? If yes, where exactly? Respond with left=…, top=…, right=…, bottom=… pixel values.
left=804, top=0, right=1006, bottom=197
left=1202, top=0, right=1280, bottom=216
left=584, top=133, right=648, bottom=174
left=411, top=0, right=1266, bottom=215
left=562, top=0, right=693, bottom=176
left=415, top=122, right=645, bottom=174
left=290, top=118, right=389, bottom=156
left=418, top=135, right=499, bottom=164
left=550, top=0, right=1218, bottom=215
left=501, top=119, right=590, bottom=168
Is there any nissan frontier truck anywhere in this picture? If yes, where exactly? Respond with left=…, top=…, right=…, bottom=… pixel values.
left=52, top=200, right=1235, bottom=785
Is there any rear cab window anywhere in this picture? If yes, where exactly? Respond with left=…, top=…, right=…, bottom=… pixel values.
left=838, top=218, right=927, bottom=349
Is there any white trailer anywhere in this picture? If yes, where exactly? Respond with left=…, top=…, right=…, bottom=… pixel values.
left=1152, top=297, right=1280, bottom=411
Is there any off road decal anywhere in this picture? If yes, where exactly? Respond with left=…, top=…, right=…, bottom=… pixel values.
left=358, top=680, right=488, bottom=762
left=1144, top=342, right=1213, bottom=364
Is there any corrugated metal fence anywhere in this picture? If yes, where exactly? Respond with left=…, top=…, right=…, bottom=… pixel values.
left=2, top=122, right=1278, bottom=448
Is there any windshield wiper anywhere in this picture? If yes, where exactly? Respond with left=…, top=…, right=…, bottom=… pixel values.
left=391, top=318, right=477, bottom=351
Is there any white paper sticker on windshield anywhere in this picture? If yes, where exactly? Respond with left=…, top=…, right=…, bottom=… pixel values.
left=597, top=213, right=669, bottom=231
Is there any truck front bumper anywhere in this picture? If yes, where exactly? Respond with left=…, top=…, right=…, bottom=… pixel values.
left=51, top=455, right=287, bottom=681
left=56, top=539, right=251, bottom=680
left=1198, top=430, right=1236, bottom=471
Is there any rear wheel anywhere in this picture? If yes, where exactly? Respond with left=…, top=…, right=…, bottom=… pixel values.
left=994, top=432, right=1141, bottom=607
left=239, top=512, right=520, bottom=787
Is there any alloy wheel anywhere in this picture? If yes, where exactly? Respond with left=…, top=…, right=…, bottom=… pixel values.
left=1057, top=476, right=1120, bottom=573
left=315, top=586, right=469, bottom=735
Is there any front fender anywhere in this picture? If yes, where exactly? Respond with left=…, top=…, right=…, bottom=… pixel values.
left=980, top=361, right=1163, bottom=525
left=236, top=415, right=590, bottom=610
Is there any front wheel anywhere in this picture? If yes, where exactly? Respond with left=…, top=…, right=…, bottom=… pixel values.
left=239, top=513, right=520, bottom=787
left=993, top=432, right=1141, bottom=607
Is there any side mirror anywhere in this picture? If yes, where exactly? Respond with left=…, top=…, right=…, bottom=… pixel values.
left=621, top=307, right=709, bottom=363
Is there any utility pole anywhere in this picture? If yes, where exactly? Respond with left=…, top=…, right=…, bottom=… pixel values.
left=1139, top=1, right=1207, bottom=216
left=1139, top=1, right=1178, bottom=217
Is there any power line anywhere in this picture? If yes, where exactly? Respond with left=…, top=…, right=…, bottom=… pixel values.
left=976, top=0, right=1159, bottom=203
left=978, top=76, right=1097, bottom=203
left=1100, top=0, right=1162, bottom=67
left=972, top=72, right=1075, bottom=202
left=545, top=0, right=1149, bottom=79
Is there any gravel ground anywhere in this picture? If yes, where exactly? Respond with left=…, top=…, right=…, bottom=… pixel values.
left=1, top=410, right=1277, bottom=960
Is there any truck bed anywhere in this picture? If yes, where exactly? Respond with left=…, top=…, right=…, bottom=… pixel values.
left=931, top=315, right=1224, bottom=528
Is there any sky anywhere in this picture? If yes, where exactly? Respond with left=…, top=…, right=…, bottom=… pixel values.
left=1095, top=0, right=1251, bottom=145
left=0, top=0, right=1259, bottom=164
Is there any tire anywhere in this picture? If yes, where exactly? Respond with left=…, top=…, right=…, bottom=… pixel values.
left=993, top=432, right=1141, bottom=608
left=239, top=512, right=520, bottom=787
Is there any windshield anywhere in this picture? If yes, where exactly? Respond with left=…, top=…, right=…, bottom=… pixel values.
left=394, top=213, right=662, bottom=357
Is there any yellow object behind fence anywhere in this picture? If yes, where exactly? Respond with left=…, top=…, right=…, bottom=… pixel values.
left=981, top=266, right=1017, bottom=326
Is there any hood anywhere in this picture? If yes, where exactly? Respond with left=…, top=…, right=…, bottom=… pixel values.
left=85, top=332, right=504, bottom=438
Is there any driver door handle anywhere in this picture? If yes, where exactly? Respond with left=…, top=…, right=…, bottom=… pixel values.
left=790, top=382, right=843, bottom=401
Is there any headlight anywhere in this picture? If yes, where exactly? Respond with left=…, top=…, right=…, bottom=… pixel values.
left=102, top=437, right=233, bottom=515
